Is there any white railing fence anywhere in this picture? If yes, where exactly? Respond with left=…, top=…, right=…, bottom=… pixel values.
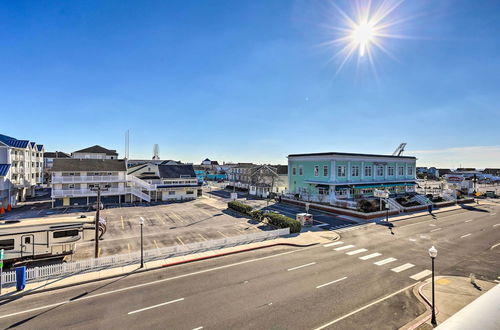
left=127, top=175, right=157, bottom=191
left=52, top=175, right=125, bottom=183
left=0, top=228, right=290, bottom=286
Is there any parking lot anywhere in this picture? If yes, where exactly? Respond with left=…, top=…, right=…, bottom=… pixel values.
left=72, top=196, right=269, bottom=260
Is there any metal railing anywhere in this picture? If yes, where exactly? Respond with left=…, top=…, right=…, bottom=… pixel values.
left=51, top=187, right=129, bottom=198
left=127, top=175, right=157, bottom=191
left=52, top=175, right=125, bottom=183
left=0, top=229, right=290, bottom=286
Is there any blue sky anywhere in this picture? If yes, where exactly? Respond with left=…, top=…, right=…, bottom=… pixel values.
left=1, top=0, right=499, bottom=167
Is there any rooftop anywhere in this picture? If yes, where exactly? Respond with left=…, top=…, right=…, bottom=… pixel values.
left=288, top=151, right=416, bottom=160
left=51, top=159, right=127, bottom=172
left=72, top=145, right=118, bottom=156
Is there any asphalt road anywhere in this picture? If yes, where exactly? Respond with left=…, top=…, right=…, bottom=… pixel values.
left=1, top=204, right=499, bottom=330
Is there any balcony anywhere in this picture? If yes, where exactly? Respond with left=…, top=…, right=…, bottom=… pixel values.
left=51, top=175, right=125, bottom=184
left=51, top=187, right=129, bottom=198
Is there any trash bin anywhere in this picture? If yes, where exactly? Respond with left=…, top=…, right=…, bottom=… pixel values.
left=15, top=266, right=26, bottom=291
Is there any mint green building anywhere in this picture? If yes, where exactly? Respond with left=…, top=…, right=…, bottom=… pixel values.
left=287, top=152, right=417, bottom=201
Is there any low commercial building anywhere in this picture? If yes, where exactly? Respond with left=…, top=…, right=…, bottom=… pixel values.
left=0, top=133, right=44, bottom=208
left=43, top=151, right=71, bottom=184
left=227, top=163, right=255, bottom=189
left=288, top=151, right=417, bottom=202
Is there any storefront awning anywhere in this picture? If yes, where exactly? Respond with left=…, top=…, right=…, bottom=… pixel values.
left=353, top=183, right=416, bottom=189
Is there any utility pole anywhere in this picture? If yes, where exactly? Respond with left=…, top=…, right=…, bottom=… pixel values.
left=91, top=186, right=108, bottom=259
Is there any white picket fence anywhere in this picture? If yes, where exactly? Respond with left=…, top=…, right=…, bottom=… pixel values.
left=0, top=228, right=290, bottom=286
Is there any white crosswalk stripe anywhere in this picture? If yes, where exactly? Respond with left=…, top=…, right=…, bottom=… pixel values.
left=323, top=241, right=344, bottom=247
left=334, top=245, right=355, bottom=251
left=410, top=270, right=432, bottom=280
left=346, top=248, right=368, bottom=255
left=374, top=257, right=397, bottom=266
left=359, top=253, right=382, bottom=260
left=391, top=263, right=415, bottom=273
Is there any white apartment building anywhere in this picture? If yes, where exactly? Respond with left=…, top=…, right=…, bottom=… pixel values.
left=0, top=133, right=44, bottom=208
left=71, top=145, right=118, bottom=160
left=50, top=159, right=152, bottom=207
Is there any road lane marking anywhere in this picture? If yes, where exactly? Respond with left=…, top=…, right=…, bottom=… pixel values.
left=391, top=263, right=415, bottom=273
left=198, top=233, right=207, bottom=241
left=410, top=269, right=432, bottom=280
left=128, top=298, right=184, bottom=315
left=429, top=224, right=436, bottom=227
left=430, top=228, right=442, bottom=232
left=287, top=262, right=316, bottom=271
left=314, top=283, right=416, bottom=330
left=409, top=238, right=416, bottom=242
left=316, top=277, right=347, bottom=289
left=493, top=223, right=500, bottom=227
left=460, top=233, right=471, bottom=238
left=323, top=241, right=343, bottom=247
left=491, top=213, right=497, bottom=216
left=0, top=248, right=310, bottom=320
left=465, top=219, right=473, bottom=223
left=334, top=245, right=355, bottom=251
left=127, top=243, right=131, bottom=254
left=346, top=248, right=367, bottom=256
left=359, top=253, right=382, bottom=260
left=374, top=257, right=397, bottom=266
left=176, top=236, right=185, bottom=245
left=491, top=242, right=500, bottom=250
left=192, top=327, right=203, bottom=330
left=121, top=216, right=125, bottom=230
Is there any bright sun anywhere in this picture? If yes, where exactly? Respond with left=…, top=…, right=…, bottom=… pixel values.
left=323, top=0, right=409, bottom=74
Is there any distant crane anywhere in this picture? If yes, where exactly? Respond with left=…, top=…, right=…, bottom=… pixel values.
left=153, top=144, right=160, bottom=160
left=392, top=143, right=406, bottom=156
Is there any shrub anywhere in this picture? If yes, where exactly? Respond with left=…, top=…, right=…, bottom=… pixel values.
left=357, top=199, right=378, bottom=213
left=265, top=212, right=301, bottom=233
left=250, top=210, right=264, bottom=221
left=228, top=201, right=253, bottom=214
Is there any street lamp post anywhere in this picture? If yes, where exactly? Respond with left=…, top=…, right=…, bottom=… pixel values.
left=139, top=217, right=145, bottom=268
left=428, top=246, right=438, bottom=327
left=385, top=201, right=390, bottom=222
left=90, top=186, right=108, bottom=259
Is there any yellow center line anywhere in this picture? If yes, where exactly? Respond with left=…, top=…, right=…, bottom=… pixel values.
left=176, top=236, right=185, bottom=245
left=198, top=233, right=207, bottom=241
left=217, top=231, right=228, bottom=238
left=121, top=216, right=125, bottom=230
left=98, top=248, right=102, bottom=257
left=153, top=239, right=160, bottom=249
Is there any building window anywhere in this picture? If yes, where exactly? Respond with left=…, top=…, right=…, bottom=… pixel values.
left=408, top=167, right=413, bottom=176
left=292, top=167, right=296, bottom=176
left=398, top=166, right=404, bottom=176
left=53, top=230, right=79, bottom=238
left=169, top=191, right=176, bottom=195
left=314, top=165, right=319, bottom=177
left=68, top=184, right=75, bottom=189
left=0, top=239, right=15, bottom=250
left=365, top=166, right=372, bottom=177
left=318, top=187, right=329, bottom=195
left=388, top=166, right=395, bottom=176
left=323, top=165, right=328, bottom=177
left=376, top=165, right=384, bottom=177
left=337, top=165, right=346, bottom=177
left=299, top=166, right=303, bottom=176
left=186, top=191, right=194, bottom=195
left=352, top=166, right=360, bottom=177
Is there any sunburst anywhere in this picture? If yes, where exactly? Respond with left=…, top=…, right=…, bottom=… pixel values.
left=323, top=0, right=409, bottom=74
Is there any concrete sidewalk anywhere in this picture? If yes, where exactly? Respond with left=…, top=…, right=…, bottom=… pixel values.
left=0, top=228, right=338, bottom=299
left=402, top=276, right=496, bottom=330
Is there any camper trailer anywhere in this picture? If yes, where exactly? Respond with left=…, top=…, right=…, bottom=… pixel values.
left=0, top=216, right=96, bottom=265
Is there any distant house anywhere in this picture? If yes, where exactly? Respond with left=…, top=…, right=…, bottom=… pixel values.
left=0, top=133, right=44, bottom=207
left=43, top=151, right=71, bottom=184
left=72, top=145, right=118, bottom=160
left=248, top=165, right=288, bottom=197
left=227, top=163, right=256, bottom=190
left=437, top=168, right=452, bottom=177
left=127, top=159, right=180, bottom=168
left=201, top=158, right=219, bottom=166
left=483, top=168, right=500, bottom=176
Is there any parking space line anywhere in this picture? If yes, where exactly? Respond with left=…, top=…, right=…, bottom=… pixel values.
left=192, top=327, right=203, bottom=330
left=346, top=248, right=367, bottom=256
left=391, top=263, right=414, bottom=273
left=98, top=248, right=102, bottom=257
left=465, top=219, right=473, bottom=223
left=121, top=216, right=125, bottom=230
left=287, top=262, right=316, bottom=272
left=410, top=269, right=432, bottom=280
left=430, top=228, right=442, bottom=232
left=316, top=277, right=347, bottom=289
left=176, top=236, right=185, bottom=245
left=460, top=233, right=471, bottom=238
left=374, top=257, right=397, bottom=266
left=493, top=223, right=500, bottom=227
left=217, top=231, right=228, bottom=238
left=359, top=253, right=381, bottom=260
left=198, top=233, right=207, bottom=241
left=128, top=298, right=184, bottom=315
left=153, top=240, right=160, bottom=249
left=323, top=241, right=343, bottom=247
left=334, top=245, right=355, bottom=251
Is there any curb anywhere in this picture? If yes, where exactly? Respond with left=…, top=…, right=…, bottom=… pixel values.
left=0, top=241, right=317, bottom=301
left=403, top=278, right=440, bottom=330
left=388, top=206, right=466, bottom=224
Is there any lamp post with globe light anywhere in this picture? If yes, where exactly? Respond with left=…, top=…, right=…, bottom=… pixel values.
left=139, top=217, right=145, bottom=268
left=428, top=246, right=438, bottom=326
